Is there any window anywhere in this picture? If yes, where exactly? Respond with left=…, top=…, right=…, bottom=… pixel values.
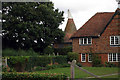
left=110, top=36, right=120, bottom=45
left=88, top=54, right=92, bottom=62
left=79, top=38, right=92, bottom=45
left=108, top=53, right=120, bottom=62
left=81, top=53, right=86, bottom=62
left=118, top=53, right=120, bottom=62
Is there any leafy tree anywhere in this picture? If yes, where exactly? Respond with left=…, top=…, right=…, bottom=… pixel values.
left=2, top=2, right=64, bottom=53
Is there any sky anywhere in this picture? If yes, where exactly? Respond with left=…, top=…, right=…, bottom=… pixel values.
left=51, top=0, right=118, bottom=31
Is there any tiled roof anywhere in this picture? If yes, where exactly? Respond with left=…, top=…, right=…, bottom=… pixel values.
left=71, top=12, right=115, bottom=38
left=64, top=19, right=77, bottom=43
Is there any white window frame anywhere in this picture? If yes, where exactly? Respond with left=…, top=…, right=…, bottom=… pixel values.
left=110, top=36, right=120, bottom=45
left=108, top=53, right=120, bottom=62
left=88, top=54, right=92, bottom=62
left=81, top=53, right=86, bottom=62
left=79, top=38, right=92, bottom=45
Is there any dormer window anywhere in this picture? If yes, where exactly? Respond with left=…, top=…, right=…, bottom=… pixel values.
left=79, top=38, right=92, bottom=45
left=110, top=36, right=120, bottom=46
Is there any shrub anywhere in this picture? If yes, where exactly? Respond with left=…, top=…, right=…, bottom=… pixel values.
left=67, top=52, right=78, bottom=62
left=34, top=66, right=46, bottom=71
left=105, top=62, right=117, bottom=67
left=76, top=63, right=82, bottom=67
left=2, top=48, right=17, bottom=56
left=2, top=72, right=67, bottom=80
left=2, top=48, right=39, bottom=56
left=54, top=56, right=67, bottom=64
left=92, top=53, right=103, bottom=67
left=54, top=46, right=72, bottom=55
left=7, top=56, right=29, bottom=72
left=46, top=64, right=61, bottom=69
left=25, top=56, right=52, bottom=71
left=5, top=55, right=68, bottom=72
left=43, top=46, right=54, bottom=55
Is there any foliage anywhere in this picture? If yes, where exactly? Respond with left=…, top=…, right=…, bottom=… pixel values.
left=25, top=56, right=52, bottom=71
left=54, top=56, right=67, bottom=64
left=43, top=46, right=54, bottom=55
left=76, top=63, right=82, bottom=67
left=2, top=48, right=39, bottom=56
left=34, top=66, right=46, bottom=71
left=7, top=56, right=29, bottom=64
left=54, top=46, right=72, bottom=55
left=4, top=55, right=68, bottom=72
left=2, top=2, right=64, bottom=53
left=2, top=72, right=67, bottom=80
left=91, top=53, right=103, bottom=67
left=105, top=62, right=117, bottom=67
left=67, top=52, right=78, bottom=62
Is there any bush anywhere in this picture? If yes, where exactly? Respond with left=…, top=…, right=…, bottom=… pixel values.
left=54, top=56, right=67, bottom=64
left=92, top=53, right=103, bottom=67
left=76, top=63, right=82, bottom=67
left=34, top=66, right=46, bottom=71
left=46, top=64, right=61, bottom=69
left=5, top=55, right=68, bottom=72
left=105, top=62, right=117, bottom=67
left=43, top=46, right=54, bottom=55
left=54, top=46, right=72, bottom=55
left=7, top=56, right=29, bottom=72
left=25, top=56, right=52, bottom=71
left=67, top=52, right=78, bottom=62
left=2, top=48, right=39, bottom=56
left=2, top=72, right=67, bottom=80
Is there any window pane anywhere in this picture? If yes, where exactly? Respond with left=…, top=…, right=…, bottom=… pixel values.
left=118, top=54, right=120, bottom=62
left=111, top=36, right=114, bottom=45
left=113, top=53, right=116, bottom=61
left=88, top=38, right=91, bottom=44
left=109, top=53, right=112, bottom=62
left=115, top=36, right=119, bottom=44
left=80, top=38, right=83, bottom=44
left=84, top=38, right=87, bottom=44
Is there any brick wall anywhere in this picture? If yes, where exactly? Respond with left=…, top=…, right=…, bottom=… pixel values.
left=72, top=11, right=120, bottom=66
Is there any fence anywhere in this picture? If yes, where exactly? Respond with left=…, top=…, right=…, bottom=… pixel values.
left=68, top=60, right=102, bottom=80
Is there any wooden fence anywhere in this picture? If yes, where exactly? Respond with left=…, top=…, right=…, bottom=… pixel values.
left=68, top=60, right=102, bottom=80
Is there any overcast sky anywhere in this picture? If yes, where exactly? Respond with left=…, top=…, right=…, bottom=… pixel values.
left=51, top=0, right=118, bottom=31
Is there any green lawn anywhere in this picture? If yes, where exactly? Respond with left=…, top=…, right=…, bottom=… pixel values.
left=36, top=67, right=119, bottom=78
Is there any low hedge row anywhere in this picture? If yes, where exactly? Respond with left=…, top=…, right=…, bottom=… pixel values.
left=2, top=72, right=67, bottom=80
left=4, top=56, right=68, bottom=72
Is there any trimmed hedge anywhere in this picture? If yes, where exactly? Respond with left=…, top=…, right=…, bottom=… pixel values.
left=4, top=56, right=68, bottom=72
left=2, top=72, right=67, bottom=80
left=67, top=52, right=78, bottom=62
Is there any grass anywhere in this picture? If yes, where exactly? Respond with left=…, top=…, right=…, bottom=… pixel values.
left=36, top=67, right=119, bottom=78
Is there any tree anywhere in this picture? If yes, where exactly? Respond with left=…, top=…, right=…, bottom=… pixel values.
left=2, top=2, right=64, bottom=53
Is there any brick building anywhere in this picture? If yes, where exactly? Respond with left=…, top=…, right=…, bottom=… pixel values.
left=54, top=10, right=77, bottom=48
left=71, top=8, right=120, bottom=66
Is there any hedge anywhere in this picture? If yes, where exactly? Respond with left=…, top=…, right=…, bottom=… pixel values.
left=54, top=46, right=72, bottom=55
left=4, top=56, right=68, bottom=72
left=2, top=72, right=67, bottom=80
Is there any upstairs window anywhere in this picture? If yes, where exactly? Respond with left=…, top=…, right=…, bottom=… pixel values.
left=79, top=38, right=92, bottom=45
left=110, top=36, right=120, bottom=45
